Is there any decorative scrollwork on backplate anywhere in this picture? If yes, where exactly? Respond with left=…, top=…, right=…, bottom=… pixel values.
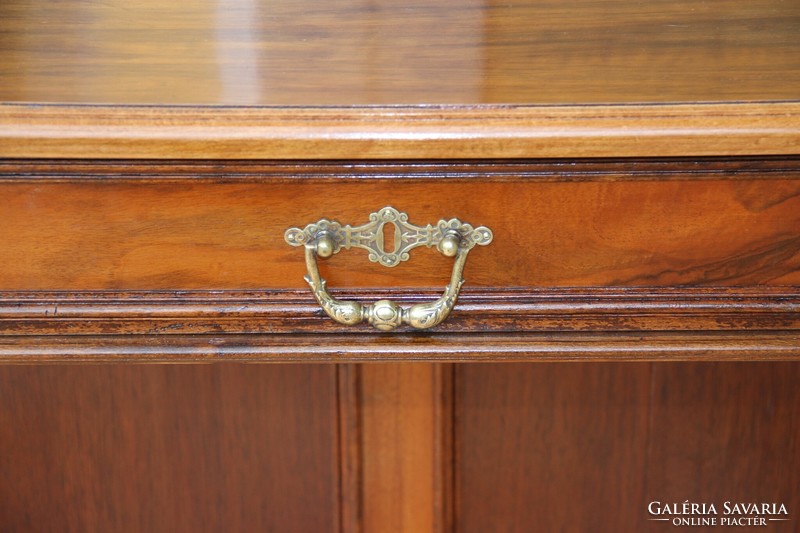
left=284, top=206, right=492, bottom=267
left=285, top=206, right=493, bottom=331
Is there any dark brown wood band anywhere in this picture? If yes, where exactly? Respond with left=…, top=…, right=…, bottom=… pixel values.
left=1, top=287, right=798, bottom=362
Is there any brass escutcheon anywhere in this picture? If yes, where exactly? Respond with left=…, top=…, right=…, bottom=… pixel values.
left=284, top=206, right=493, bottom=331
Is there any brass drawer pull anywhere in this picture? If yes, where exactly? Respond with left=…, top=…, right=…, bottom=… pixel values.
left=285, top=206, right=493, bottom=330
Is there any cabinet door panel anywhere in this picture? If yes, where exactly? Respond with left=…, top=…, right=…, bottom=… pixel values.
left=644, top=363, right=800, bottom=514
left=0, top=364, right=339, bottom=533
left=455, top=363, right=800, bottom=532
left=455, top=363, right=651, bottom=532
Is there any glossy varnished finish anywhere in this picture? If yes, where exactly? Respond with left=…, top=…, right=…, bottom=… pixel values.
left=3, top=363, right=797, bottom=532
left=644, top=363, right=800, bottom=527
left=456, top=363, right=652, bottom=532
left=1, top=1, right=798, bottom=531
left=2, top=332, right=798, bottom=364
left=3, top=288, right=798, bottom=336
left=360, top=364, right=452, bottom=533
left=1, top=0, right=798, bottom=106
left=0, top=364, right=340, bottom=532
left=1, top=159, right=798, bottom=291
left=1, top=103, right=798, bottom=159
left=455, top=363, right=800, bottom=532
left=0, top=158, right=797, bottom=362
left=1, top=0, right=798, bottom=160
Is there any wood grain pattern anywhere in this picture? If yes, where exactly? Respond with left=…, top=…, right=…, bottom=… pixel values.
left=455, top=363, right=652, bottom=532
left=1, top=331, right=797, bottom=363
left=1, top=288, right=798, bottom=336
left=337, top=364, right=363, bottom=533
left=642, top=363, right=800, bottom=532
left=454, top=363, right=800, bottom=532
left=360, top=364, right=452, bottom=533
left=2, top=287, right=796, bottom=363
left=2, top=2, right=797, bottom=530
left=1, top=0, right=797, bottom=106
left=4, top=157, right=799, bottom=183
left=0, top=364, right=340, bottom=532
left=2, top=159, right=799, bottom=291
left=1, top=103, right=798, bottom=159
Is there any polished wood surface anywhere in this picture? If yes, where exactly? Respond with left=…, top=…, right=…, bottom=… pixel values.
left=455, top=363, right=800, bottom=532
left=2, top=103, right=799, bottom=159
left=0, top=363, right=800, bottom=533
left=2, top=331, right=799, bottom=363
left=0, top=364, right=340, bottom=532
left=360, top=364, right=452, bottom=533
left=0, top=363, right=452, bottom=532
left=1, top=0, right=798, bottom=106
left=1, top=1, right=797, bottom=530
left=2, top=159, right=798, bottom=291
left=4, top=287, right=798, bottom=337
left=645, top=363, right=800, bottom=526
left=456, top=363, right=651, bottom=531
left=2, top=1, right=798, bottom=160
left=1, top=287, right=798, bottom=361
left=3, top=363, right=797, bottom=532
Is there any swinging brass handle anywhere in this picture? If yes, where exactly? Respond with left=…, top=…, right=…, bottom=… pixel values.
left=284, top=207, right=493, bottom=331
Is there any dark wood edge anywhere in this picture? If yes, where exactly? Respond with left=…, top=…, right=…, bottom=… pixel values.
left=433, top=364, right=454, bottom=533
left=1, top=157, right=799, bottom=182
left=2, top=287, right=798, bottom=336
left=1, top=332, right=798, bottom=363
left=0, top=287, right=798, bottom=362
left=337, top=364, right=363, bottom=533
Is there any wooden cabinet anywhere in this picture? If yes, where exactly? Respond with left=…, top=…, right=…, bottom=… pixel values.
left=1, top=0, right=799, bottom=531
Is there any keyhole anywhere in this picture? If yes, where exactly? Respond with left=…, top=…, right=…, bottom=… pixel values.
left=382, top=222, right=396, bottom=253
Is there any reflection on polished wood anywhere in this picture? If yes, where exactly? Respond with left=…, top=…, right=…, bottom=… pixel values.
left=2, top=160, right=799, bottom=291
left=0, top=0, right=798, bottom=106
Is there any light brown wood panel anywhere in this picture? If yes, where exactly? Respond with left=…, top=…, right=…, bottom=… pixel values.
left=360, top=364, right=452, bottom=533
left=0, top=0, right=797, bottom=105
left=455, top=363, right=652, bottom=532
left=2, top=169, right=799, bottom=290
left=0, top=364, right=340, bottom=532
left=2, top=104, right=798, bottom=160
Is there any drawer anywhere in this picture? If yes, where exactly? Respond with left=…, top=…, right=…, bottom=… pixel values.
left=3, top=158, right=800, bottom=290
left=1, top=158, right=799, bottom=361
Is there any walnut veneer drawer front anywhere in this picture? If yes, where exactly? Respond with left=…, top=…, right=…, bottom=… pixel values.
left=1, top=158, right=799, bottom=361
left=4, top=158, right=800, bottom=290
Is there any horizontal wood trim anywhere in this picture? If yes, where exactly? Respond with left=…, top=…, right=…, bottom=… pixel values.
left=0, top=287, right=798, bottom=362
left=2, top=287, right=799, bottom=336
left=1, top=102, right=799, bottom=159
left=1, top=332, right=798, bottom=364
left=2, top=157, right=799, bottom=183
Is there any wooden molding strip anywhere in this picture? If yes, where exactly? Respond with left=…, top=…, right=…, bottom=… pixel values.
left=1, top=102, right=799, bottom=159
left=1, top=157, right=798, bottom=183
left=1, top=287, right=797, bottom=336
left=1, top=332, right=798, bottom=363
left=0, top=287, right=798, bottom=362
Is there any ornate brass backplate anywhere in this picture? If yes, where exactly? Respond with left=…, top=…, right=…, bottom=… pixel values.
left=285, top=206, right=493, bottom=330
